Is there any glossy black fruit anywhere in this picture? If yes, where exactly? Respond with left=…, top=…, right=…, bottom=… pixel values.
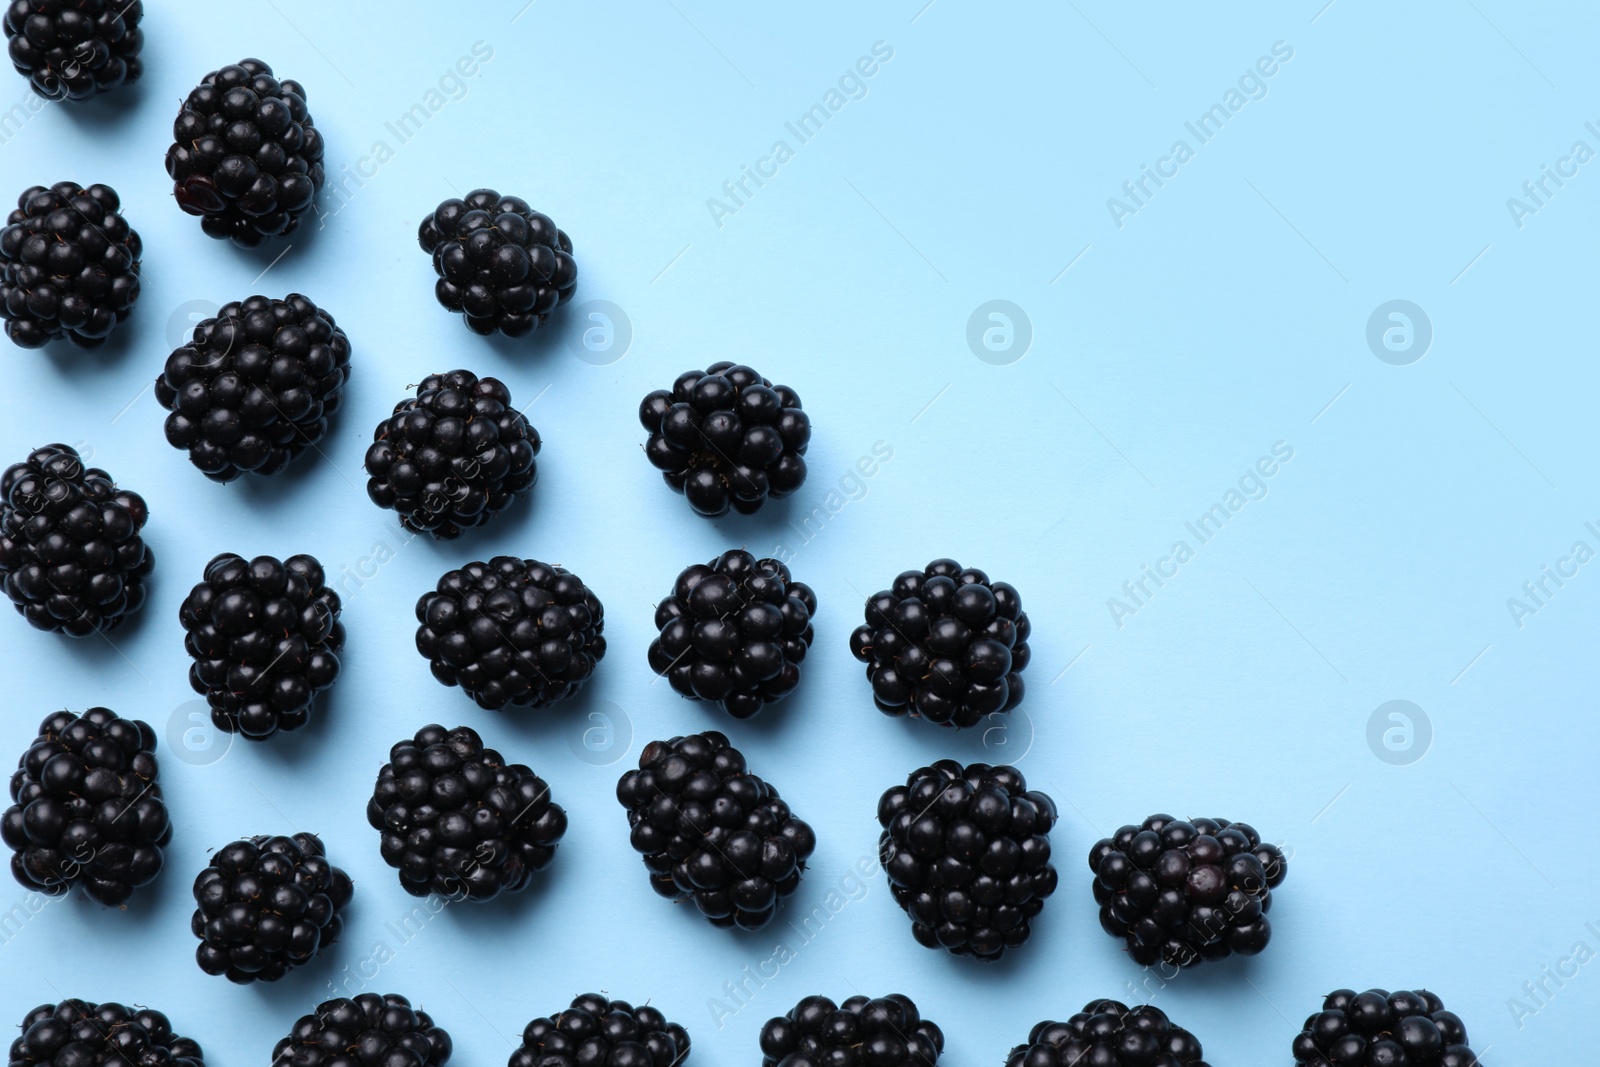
left=849, top=558, right=1030, bottom=728
left=418, top=188, right=576, bottom=336
left=0, top=182, right=140, bottom=348
left=10, top=1001, right=204, bottom=1067
left=510, top=994, right=689, bottom=1067
left=1292, top=989, right=1482, bottom=1067
left=4, top=1, right=143, bottom=100
left=1006, top=1001, right=1211, bottom=1067
left=270, top=994, right=451, bottom=1067
left=2, top=707, right=169, bottom=905
left=759, top=994, right=942, bottom=1067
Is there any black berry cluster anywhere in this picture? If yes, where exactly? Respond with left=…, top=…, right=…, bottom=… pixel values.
left=179, top=553, right=343, bottom=740
left=418, top=188, right=576, bottom=337
left=415, top=556, right=604, bottom=710
left=0, top=182, right=140, bottom=349
left=759, top=995, right=942, bottom=1067
left=166, top=58, right=324, bottom=247
left=191, top=832, right=353, bottom=983
left=639, top=362, right=810, bottom=517
left=365, top=370, right=540, bottom=539
left=1006, top=1001, right=1211, bottom=1067
left=1293, top=989, right=1481, bottom=1067
left=617, top=731, right=815, bottom=931
left=648, top=549, right=815, bottom=719
left=0, top=444, right=152, bottom=637
left=511, top=994, right=690, bottom=1067
left=3, top=1, right=143, bottom=101
left=156, top=293, right=352, bottom=481
left=2, top=707, right=169, bottom=906
left=10, top=1001, right=204, bottom=1067
left=1089, top=814, right=1288, bottom=968
left=270, top=994, right=452, bottom=1067
left=368, top=724, right=567, bottom=901
left=849, top=559, right=1030, bottom=728
left=878, top=760, right=1057, bottom=961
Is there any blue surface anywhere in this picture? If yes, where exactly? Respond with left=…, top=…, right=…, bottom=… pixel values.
left=0, top=2, right=1596, bottom=1064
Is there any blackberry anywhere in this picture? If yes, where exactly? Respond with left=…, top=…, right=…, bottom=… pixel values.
left=10, top=1001, right=204, bottom=1067
left=1006, top=1001, right=1211, bottom=1067
left=648, top=549, right=816, bottom=719
left=166, top=58, right=324, bottom=248
left=639, top=362, right=809, bottom=517
left=365, top=370, right=539, bottom=539
left=179, top=553, right=343, bottom=740
left=3, top=1, right=143, bottom=101
left=759, top=995, right=942, bottom=1067
left=0, top=182, right=140, bottom=349
left=510, top=994, right=690, bottom=1067
left=367, top=724, right=566, bottom=901
left=1089, top=814, right=1288, bottom=968
left=414, top=556, right=604, bottom=710
left=1293, top=989, right=1482, bottom=1067
left=616, top=731, right=815, bottom=930
left=849, top=559, right=1030, bottom=729
left=418, top=189, right=576, bottom=337
left=877, top=760, right=1057, bottom=961
left=270, top=994, right=452, bottom=1067
left=0, top=444, right=152, bottom=636
left=155, top=294, right=352, bottom=481
left=191, top=832, right=353, bottom=983
left=2, top=707, right=169, bottom=906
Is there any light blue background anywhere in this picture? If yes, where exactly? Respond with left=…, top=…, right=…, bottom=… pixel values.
left=1, top=2, right=1596, bottom=1064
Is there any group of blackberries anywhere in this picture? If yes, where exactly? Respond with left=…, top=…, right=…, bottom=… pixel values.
left=0, top=182, right=141, bottom=349
left=759, top=994, right=943, bottom=1067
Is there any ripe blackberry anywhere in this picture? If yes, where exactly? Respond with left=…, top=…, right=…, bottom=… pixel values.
left=1293, top=989, right=1482, bottom=1067
left=510, top=994, right=690, bottom=1067
left=418, top=189, right=577, bottom=337
left=155, top=294, right=352, bottom=481
left=271, top=994, right=452, bottom=1067
left=1089, top=814, right=1288, bottom=968
left=367, top=724, right=566, bottom=901
left=648, top=549, right=816, bottom=719
left=2, top=707, right=169, bottom=906
left=365, top=370, right=539, bottom=539
left=1006, top=1001, right=1211, bottom=1067
left=3, top=1, right=143, bottom=101
left=877, top=760, right=1057, bottom=961
left=191, top=832, right=353, bottom=983
left=415, top=556, right=604, bottom=710
left=166, top=58, right=324, bottom=248
left=0, top=182, right=140, bottom=349
left=616, top=731, right=815, bottom=930
left=179, top=553, right=343, bottom=740
left=639, top=362, right=809, bottom=517
left=10, top=1001, right=204, bottom=1067
left=759, top=995, right=942, bottom=1067
left=0, top=444, right=152, bottom=637
left=849, top=559, right=1030, bottom=729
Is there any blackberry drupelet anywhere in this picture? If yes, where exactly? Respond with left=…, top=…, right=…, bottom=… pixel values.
left=878, top=760, right=1057, bottom=961
left=1089, top=814, right=1288, bottom=968
left=0, top=444, right=152, bottom=636
left=365, top=370, right=539, bottom=539
left=2, top=707, right=169, bottom=905
left=191, top=832, right=353, bottom=983
left=1293, top=989, right=1482, bottom=1067
left=4, top=1, right=143, bottom=101
left=648, top=549, right=816, bottom=719
left=639, top=362, right=809, bottom=517
left=271, top=994, right=452, bottom=1067
left=367, top=724, right=566, bottom=901
left=166, top=58, right=324, bottom=247
left=179, top=553, right=343, bottom=740
left=759, top=995, right=942, bottom=1067
left=414, top=556, right=604, bottom=710
left=156, top=294, right=352, bottom=481
left=617, top=731, right=815, bottom=931
left=10, top=1001, right=204, bottom=1067
left=849, top=559, right=1030, bottom=729
left=418, top=189, right=577, bottom=337
left=0, top=182, right=140, bottom=348
left=1006, top=1001, right=1211, bottom=1067
left=510, top=994, right=690, bottom=1067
